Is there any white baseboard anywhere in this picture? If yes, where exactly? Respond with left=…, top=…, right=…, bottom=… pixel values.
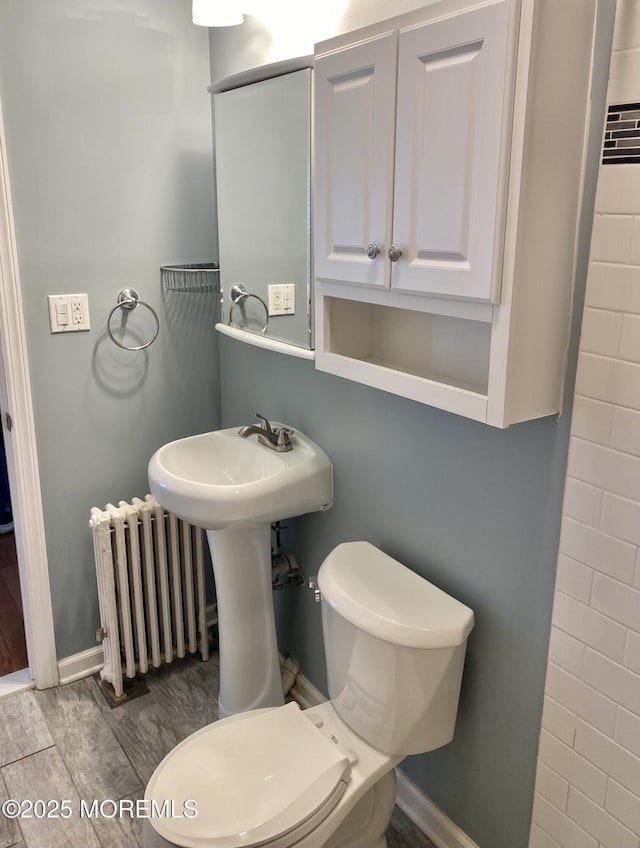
left=289, top=667, right=326, bottom=708
left=290, top=669, right=478, bottom=848
left=395, top=771, right=480, bottom=848
left=58, top=645, right=103, bottom=686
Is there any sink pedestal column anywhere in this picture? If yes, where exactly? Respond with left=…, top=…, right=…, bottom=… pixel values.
left=206, top=524, right=284, bottom=718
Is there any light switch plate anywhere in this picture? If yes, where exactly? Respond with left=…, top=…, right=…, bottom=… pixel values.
left=48, top=293, right=90, bottom=333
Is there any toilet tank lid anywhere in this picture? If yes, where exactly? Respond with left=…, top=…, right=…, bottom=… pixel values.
left=318, top=542, right=474, bottom=649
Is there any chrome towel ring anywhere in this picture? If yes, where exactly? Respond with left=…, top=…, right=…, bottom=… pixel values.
left=229, top=283, right=269, bottom=334
left=107, top=288, right=160, bottom=351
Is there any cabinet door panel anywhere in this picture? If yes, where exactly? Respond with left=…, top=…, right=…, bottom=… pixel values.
left=314, top=33, right=397, bottom=287
left=392, top=1, right=511, bottom=302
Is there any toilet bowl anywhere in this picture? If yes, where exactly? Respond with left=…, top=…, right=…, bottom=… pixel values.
left=144, top=542, right=474, bottom=848
left=143, top=700, right=399, bottom=848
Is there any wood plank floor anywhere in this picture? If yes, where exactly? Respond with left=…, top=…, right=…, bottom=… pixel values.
left=0, top=533, right=28, bottom=677
left=0, top=655, right=436, bottom=848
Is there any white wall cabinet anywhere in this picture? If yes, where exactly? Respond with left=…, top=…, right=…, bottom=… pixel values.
left=314, top=0, right=610, bottom=427
left=315, top=1, right=511, bottom=303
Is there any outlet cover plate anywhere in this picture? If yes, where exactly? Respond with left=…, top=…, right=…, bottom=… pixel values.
left=48, top=293, right=90, bottom=333
left=268, top=283, right=295, bottom=316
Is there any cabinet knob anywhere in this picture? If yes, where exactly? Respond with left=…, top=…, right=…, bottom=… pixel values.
left=366, top=243, right=380, bottom=260
left=388, top=245, right=403, bottom=262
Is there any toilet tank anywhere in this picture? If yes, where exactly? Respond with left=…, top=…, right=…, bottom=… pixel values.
left=317, top=542, right=474, bottom=756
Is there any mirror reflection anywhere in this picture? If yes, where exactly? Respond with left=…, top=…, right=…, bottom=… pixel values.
left=213, top=65, right=312, bottom=350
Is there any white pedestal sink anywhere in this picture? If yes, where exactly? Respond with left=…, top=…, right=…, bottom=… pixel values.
left=148, top=425, right=332, bottom=718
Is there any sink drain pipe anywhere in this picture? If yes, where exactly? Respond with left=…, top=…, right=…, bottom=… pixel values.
left=272, top=553, right=304, bottom=590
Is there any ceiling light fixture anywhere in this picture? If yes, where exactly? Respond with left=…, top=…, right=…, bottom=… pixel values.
left=192, top=0, right=244, bottom=27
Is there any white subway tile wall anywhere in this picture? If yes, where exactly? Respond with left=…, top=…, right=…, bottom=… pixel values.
left=529, top=2, right=640, bottom=845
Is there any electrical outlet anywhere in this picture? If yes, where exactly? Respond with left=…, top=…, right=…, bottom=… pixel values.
left=48, top=293, right=90, bottom=333
left=268, top=284, right=295, bottom=316
left=71, top=299, right=84, bottom=325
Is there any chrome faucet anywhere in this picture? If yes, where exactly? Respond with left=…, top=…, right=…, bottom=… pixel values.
left=238, top=414, right=293, bottom=452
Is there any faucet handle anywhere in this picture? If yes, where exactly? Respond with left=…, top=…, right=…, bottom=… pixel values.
left=255, top=413, right=274, bottom=434
left=276, top=427, right=293, bottom=449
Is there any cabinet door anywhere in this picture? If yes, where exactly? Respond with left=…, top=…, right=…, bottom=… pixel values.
left=391, top=1, right=511, bottom=302
left=314, top=32, right=397, bottom=287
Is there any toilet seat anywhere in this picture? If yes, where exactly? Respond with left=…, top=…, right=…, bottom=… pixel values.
left=145, top=702, right=352, bottom=848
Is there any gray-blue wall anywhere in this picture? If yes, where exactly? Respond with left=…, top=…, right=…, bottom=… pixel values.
left=0, top=0, right=220, bottom=659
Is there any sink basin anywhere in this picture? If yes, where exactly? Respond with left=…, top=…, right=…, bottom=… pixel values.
left=148, top=424, right=333, bottom=718
left=148, top=425, right=333, bottom=530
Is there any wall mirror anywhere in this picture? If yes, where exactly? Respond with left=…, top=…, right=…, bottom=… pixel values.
left=211, top=61, right=312, bottom=350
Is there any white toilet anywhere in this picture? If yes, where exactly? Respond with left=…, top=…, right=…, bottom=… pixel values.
left=143, top=541, right=474, bottom=848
